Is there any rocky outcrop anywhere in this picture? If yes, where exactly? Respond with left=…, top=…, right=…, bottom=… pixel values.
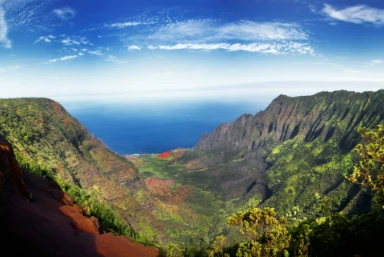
left=195, top=90, right=384, bottom=153
left=0, top=135, right=162, bottom=257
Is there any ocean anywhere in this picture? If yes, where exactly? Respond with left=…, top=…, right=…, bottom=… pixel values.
left=66, top=102, right=264, bottom=155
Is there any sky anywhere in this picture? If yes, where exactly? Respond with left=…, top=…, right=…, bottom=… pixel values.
left=1, top=0, right=384, bottom=105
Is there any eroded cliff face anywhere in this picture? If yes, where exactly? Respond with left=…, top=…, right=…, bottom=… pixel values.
left=195, top=90, right=384, bottom=153
left=0, top=135, right=161, bottom=257
left=189, top=90, right=384, bottom=217
left=0, top=98, right=165, bottom=238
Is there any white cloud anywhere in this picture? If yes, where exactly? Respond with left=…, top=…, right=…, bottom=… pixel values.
left=62, top=36, right=91, bottom=46
left=78, top=52, right=84, bottom=56
left=53, top=7, right=76, bottom=21
left=87, top=50, right=102, bottom=56
left=365, top=59, right=383, bottom=67
left=105, top=55, right=128, bottom=64
left=0, top=7, right=11, bottom=48
left=322, top=4, right=384, bottom=25
left=149, top=20, right=308, bottom=42
left=35, top=35, right=55, bottom=43
left=140, top=19, right=313, bottom=54
left=62, top=38, right=79, bottom=45
left=106, top=21, right=148, bottom=28
left=128, top=45, right=141, bottom=51
left=60, top=55, right=77, bottom=61
left=2, top=1, right=52, bottom=34
left=149, top=42, right=314, bottom=55
left=217, top=21, right=308, bottom=41
left=46, top=54, right=78, bottom=64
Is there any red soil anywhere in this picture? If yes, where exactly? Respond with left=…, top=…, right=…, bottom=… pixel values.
left=156, top=151, right=173, bottom=159
left=145, top=177, right=191, bottom=205
left=145, top=177, right=176, bottom=195
left=0, top=136, right=162, bottom=257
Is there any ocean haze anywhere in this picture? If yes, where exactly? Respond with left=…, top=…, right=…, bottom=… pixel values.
left=66, top=101, right=264, bottom=155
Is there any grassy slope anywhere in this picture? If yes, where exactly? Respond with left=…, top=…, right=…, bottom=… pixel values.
left=135, top=150, right=229, bottom=245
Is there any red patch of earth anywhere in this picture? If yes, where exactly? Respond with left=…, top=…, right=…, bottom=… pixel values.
left=145, top=177, right=191, bottom=205
left=0, top=136, right=161, bottom=257
left=156, top=151, right=173, bottom=159
left=1, top=171, right=162, bottom=257
left=145, top=177, right=176, bottom=195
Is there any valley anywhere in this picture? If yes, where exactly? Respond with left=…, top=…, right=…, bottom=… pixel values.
left=1, top=90, right=384, bottom=256
left=2, top=1, right=384, bottom=256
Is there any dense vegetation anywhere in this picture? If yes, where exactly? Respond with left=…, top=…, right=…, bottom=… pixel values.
left=0, top=98, right=162, bottom=244
left=162, top=125, right=384, bottom=256
left=1, top=91, right=384, bottom=256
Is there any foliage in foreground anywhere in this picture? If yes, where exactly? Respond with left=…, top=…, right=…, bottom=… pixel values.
left=347, top=125, right=384, bottom=208
left=227, top=208, right=290, bottom=257
left=201, top=125, right=384, bottom=257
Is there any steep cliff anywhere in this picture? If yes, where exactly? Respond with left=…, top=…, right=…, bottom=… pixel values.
left=186, top=90, right=384, bottom=218
left=0, top=98, right=165, bottom=240
left=195, top=90, right=384, bottom=153
left=0, top=134, right=161, bottom=257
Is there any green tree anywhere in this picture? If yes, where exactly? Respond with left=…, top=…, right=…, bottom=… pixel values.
left=164, top=242, right=184, bottom=257
left=206, top=235, right=230, bottom=257
left=294, top=224, right=311, bottom=257
left=227, top=207, right=291, bottom=257
left=347, top=125, right=384, bottom=207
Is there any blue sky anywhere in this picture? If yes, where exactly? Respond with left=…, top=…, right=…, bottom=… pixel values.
left=1, top=0, right=384, bottom=105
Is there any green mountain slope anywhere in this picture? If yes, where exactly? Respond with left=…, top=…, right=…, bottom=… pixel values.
left=136, top=90, right=384, bottom=239
left=1, top=90, right=383, bottom=247
left=0, top=98, right=166, bottom=242
left=187, top=90, right=384, bottom=217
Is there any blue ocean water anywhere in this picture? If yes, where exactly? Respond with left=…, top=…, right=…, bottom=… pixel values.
left=66, top=102, right=264, bottom=155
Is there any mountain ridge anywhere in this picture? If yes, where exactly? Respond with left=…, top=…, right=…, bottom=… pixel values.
left=1, top=90, right=383, bottom=247
left=194, top=90, right=384, bottom=153
left=178, top=90, right=384, bottom=218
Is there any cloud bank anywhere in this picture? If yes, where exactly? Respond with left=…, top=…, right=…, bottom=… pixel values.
left=149, top=20, right=308, bottom=42
left=322, top=4, right=384, bottom=25
left=148, top=42, right=314, bottom=55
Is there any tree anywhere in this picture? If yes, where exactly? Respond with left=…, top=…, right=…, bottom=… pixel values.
left=206, top=235, right=230, bottom=257
left=227, top=207, right=291, bottom=257
left=164, top=242, right=184, bottom=257
left=347, top=125, right=384, bottom=207
left=294, top=224, right=311, bottom=257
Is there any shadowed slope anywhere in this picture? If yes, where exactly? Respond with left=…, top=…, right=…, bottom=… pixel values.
left=0, top=135, right=162, bottom=257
